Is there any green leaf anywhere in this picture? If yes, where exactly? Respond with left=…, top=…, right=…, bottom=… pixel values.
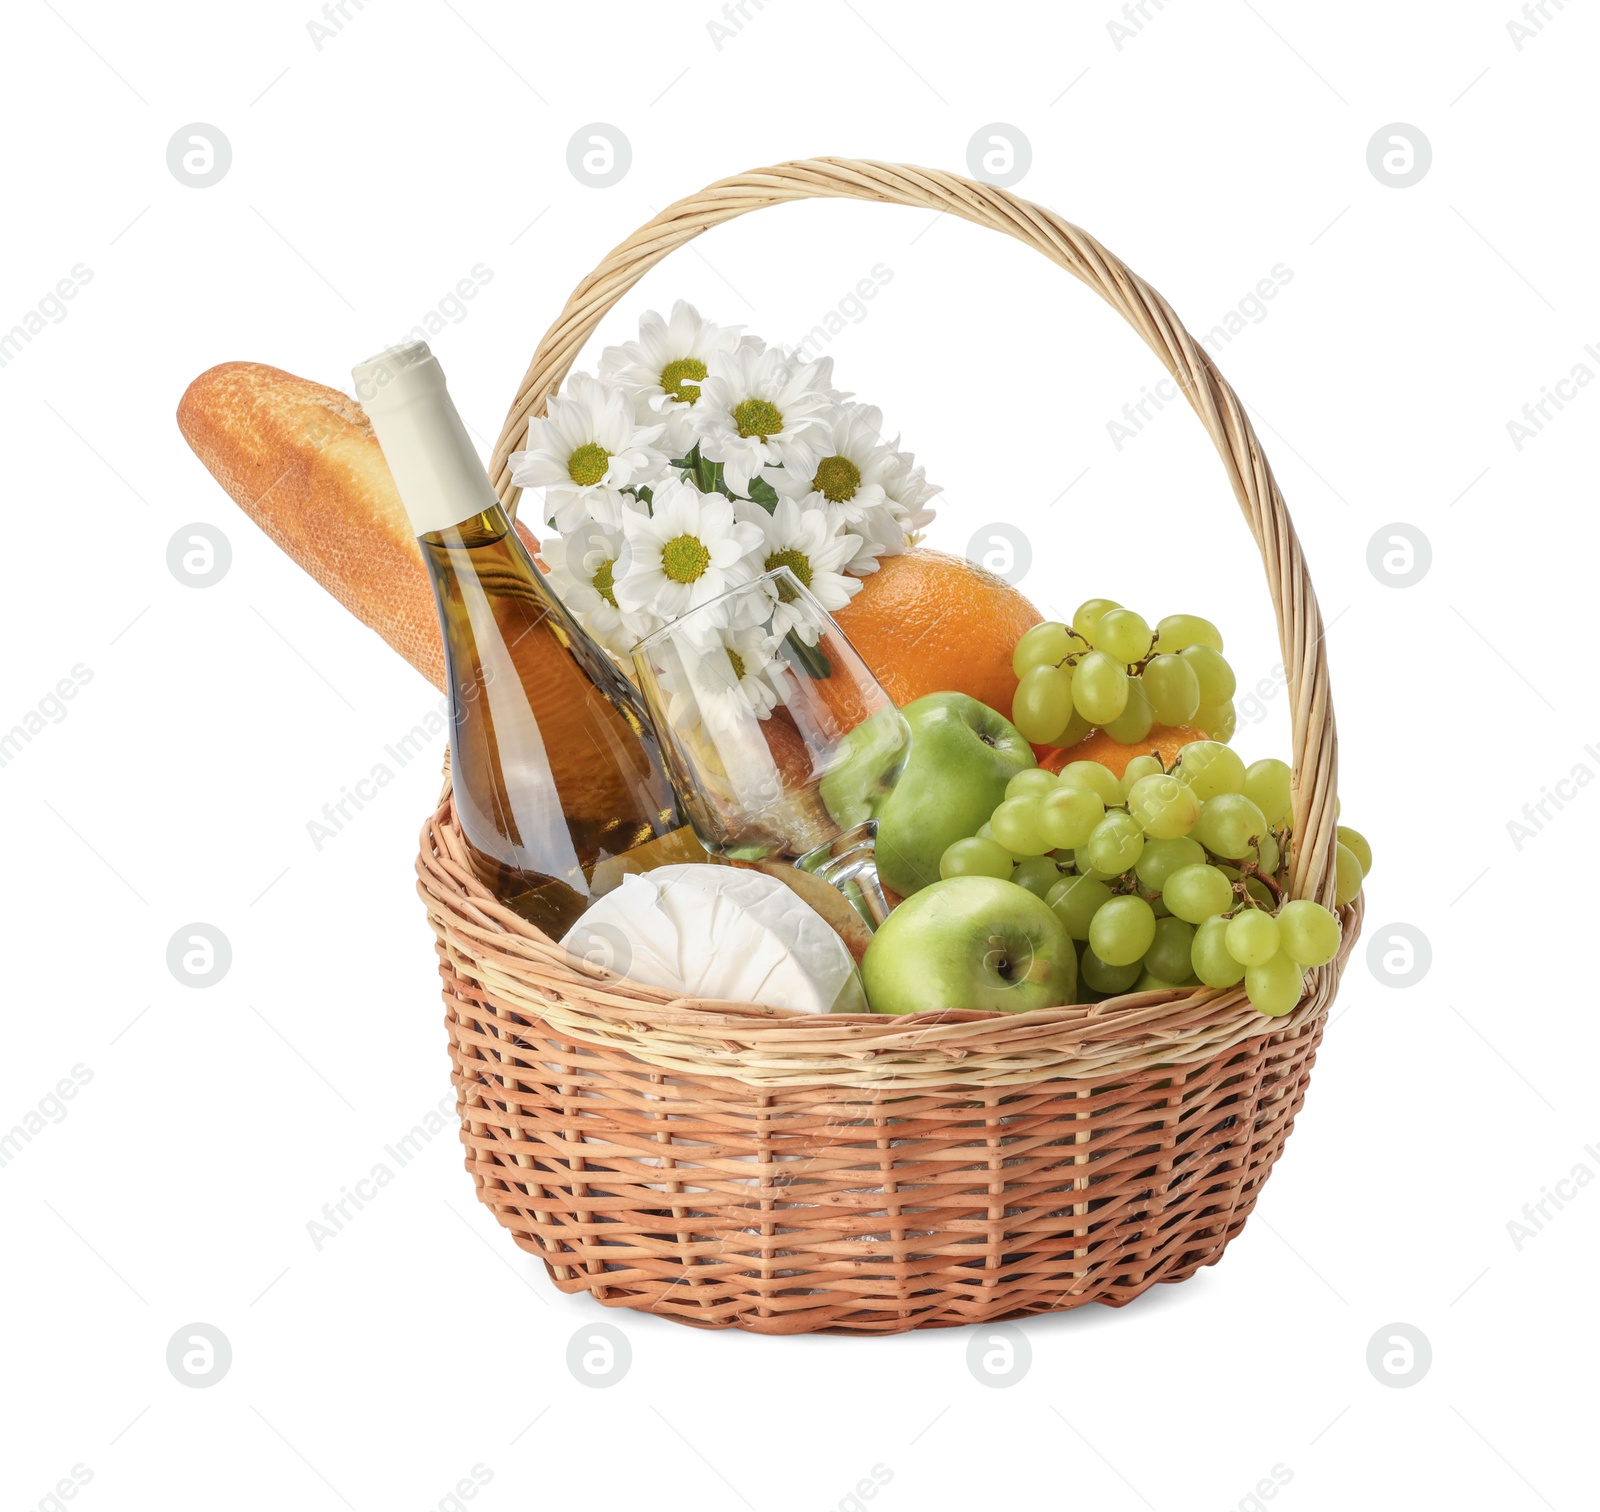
left=784, top=630, right=832, bottom=680
left=746, top=475, right=779, bottom=512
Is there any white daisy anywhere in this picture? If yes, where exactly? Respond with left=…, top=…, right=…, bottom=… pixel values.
left=691, top=346, right=837, bottom=495
left=541, top=521, right=657, bottom=658
left=659, top=621, right=783, bottom=735
left=836, top=444, right=942, bottom=573
left=598, top=301, right=759, bottom=457
left=510, top=373, right=669, bottom=532
left=882, top=450, right=940, bottom=541
left=738, top=498, right=863, bottom=640
left=771, top=401, right=915, bottom=566
left=781, top=349, right=853, bottom=406
left=614, top=475, right=765, bottom=622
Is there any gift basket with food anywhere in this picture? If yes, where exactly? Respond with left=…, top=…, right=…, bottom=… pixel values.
left=178, top=159, right=1365, bottom=1335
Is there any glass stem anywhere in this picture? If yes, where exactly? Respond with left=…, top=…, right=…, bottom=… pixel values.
left=797, top=819, right=893, bottom=931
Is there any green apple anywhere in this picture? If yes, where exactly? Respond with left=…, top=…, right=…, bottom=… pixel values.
left=867, top=693, right=1035, bottom=896
left=817, top=705, right=912, bottom=828
left=862, top=876, right=1076, bottom=1014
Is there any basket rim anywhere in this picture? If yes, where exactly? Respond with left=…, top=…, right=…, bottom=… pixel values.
left=419, top=792, right=1361, bottom=1089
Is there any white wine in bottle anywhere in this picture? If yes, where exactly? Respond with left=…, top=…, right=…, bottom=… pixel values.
left=355, top=341, right=697, bottom=936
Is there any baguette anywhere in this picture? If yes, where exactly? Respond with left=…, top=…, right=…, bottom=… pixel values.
left=176, top=361, right=538, bottom=690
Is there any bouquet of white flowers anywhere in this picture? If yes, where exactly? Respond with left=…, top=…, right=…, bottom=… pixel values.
left=510, top=301, right=940, bottom=662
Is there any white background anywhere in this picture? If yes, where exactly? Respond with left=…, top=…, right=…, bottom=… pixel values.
left=2, top=2, right=1596, bottom=1509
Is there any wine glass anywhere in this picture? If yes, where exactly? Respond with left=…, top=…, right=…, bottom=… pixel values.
left=631, top=567, right=910, bottom=928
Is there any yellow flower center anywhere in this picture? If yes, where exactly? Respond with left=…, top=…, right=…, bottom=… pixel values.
left=734, top=398, right=783, bottom=438
left=567, top=443, right=610, bottom=488
left=765, top=548, right=812, bottom=600
left=592, top=557, right=618, bottom=607
left=727, top=648, right=747, bottom=681
left=812, top=454, right=861, bottom=503
left=662, top=534, right=712, bottom=584
left=659, top=357, right=707, bottom=405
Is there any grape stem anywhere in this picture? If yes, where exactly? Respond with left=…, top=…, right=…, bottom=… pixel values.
left=1129, top=636, right=1161, bottom=675
left=1051, top=634, right=1161, bottom=680
left=1237, top=844, right=1285, bottom=902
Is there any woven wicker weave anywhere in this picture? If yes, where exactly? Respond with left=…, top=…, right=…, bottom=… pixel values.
left=417, top=158, right=1356, bottom=1334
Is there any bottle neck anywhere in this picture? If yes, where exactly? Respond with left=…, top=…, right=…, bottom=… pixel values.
left=354, top=342, right=500, bottom=536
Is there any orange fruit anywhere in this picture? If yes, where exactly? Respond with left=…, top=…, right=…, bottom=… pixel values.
left=833, top=548, right=1041, bottom=714
left=1039, top=725, right=1207, bottom=779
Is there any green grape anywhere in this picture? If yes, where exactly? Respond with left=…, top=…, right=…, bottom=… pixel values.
left=1094, top=607, right=1153, bottom=664
left=1081, top=944, right=1141, bottom=996
left=1154, top=613, right=1224, bottom=654
left=1337, top=825, right=1372, bottom=876
left=1012, top=664, right=1075, bottom=744
left=1135, top=971, right=1184, bottom=991
left=1120, top=754, right=1165, bottom=798
left=1075, top=851, right=1113, bottom=883
left=1191, top=916, right=1246, bottom=988
left=1194, top=793, right=1269, bottom=859
left=1047, top=874, right=1112, bottom=939
left=1102, top=672, right=1154, bottom=743
left=977, top=822, right=1020, bottom=861
left=1179, top=644, right=1236, bottom=704
left=1007, top=767, right=1060, bottom=800
left=1072, top=650, right=1130, bottom=725
left=1072, top=847, right=1118, bottom=883
left=1057, top=760, right=1123, bottom=805
left=1127, top=774, right=1200, bottom=840
left=1144, top=916, right=1195, bottom=983
left=1142, top=654, right=1201, bottom=726
left=1244, top=758, right=1293, bottom=827
left=940, top=836, right=1015, bottom=880
left=1163, top=863, right=1236, bottom=923
left=1197, top=700, right=1237, bottom=743
left=1071, top=597, right=1122, bottom=644
left=1245, top=954, right=1305, bottom=1016
left=1225, top=909, right=1279, bottom=966
left=1276, top=899, right=1341, bottom=966
left=1012, top=620, right=1081, bottom=677
left=1135, top=836, right=1206, bottom=891
left=1175, top=740, right=1246, bottom=799
left=1334, top=842, right=1364, bottom=906
left=1039, top=783, right=1104, bottom=850
left=1089, top=895, right=1157, bottom=967
left=1011, top=856, right=1063, bottom=899
left=1085, top=811, right=1145, bottom=874
left=1056, top=707, right=1093, bottom=750
left=990, top=795, right=1050, bottom=856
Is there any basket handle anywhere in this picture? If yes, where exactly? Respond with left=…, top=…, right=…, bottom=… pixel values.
left=489, top=157, right=1340, bottom=907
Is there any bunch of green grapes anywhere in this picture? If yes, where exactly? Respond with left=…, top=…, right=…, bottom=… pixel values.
left=938, top=740, right=1372, bottom=1016
left=1012, top=599, right=1239, bottom=748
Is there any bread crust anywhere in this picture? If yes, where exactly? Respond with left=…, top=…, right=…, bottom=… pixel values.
left=178, top=361, right=486, bottom=690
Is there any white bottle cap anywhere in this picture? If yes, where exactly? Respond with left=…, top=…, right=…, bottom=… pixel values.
left=352, top=340, right=499, bottom=536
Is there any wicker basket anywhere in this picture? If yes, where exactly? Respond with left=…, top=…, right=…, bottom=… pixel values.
left=416, top=158, right=1357, bottom=1335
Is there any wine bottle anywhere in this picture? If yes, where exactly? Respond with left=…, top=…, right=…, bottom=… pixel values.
left=354, top=341, right=696, bottom=936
